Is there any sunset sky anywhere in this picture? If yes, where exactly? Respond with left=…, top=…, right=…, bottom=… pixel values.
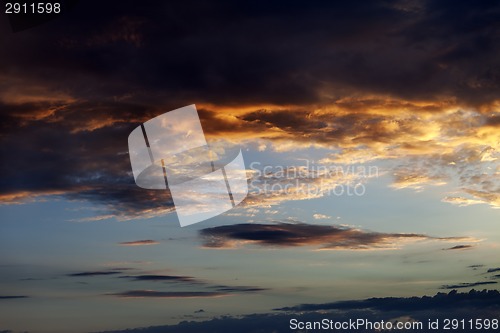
left=0, top=1, right=499, bottom=332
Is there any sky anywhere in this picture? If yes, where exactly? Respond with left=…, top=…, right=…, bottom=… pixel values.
left=0, top=1, right=499, bottom=332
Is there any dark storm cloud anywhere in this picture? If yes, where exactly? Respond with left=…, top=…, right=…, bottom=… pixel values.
left=1, top=0, right=500, bottom=214
left=2, top=1, right=500, bottom=106
left=199, top=222, right=466, bottom=250
left=440, top=281, right=498, bottom=290
left=0, top=295, right=29, bottom=299
left=0, top=103, right=175, bottom=218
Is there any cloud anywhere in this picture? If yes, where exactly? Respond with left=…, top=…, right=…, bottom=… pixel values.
left=108, top=290, right=227, bottom=298
left=1, top=0, right=499, bottom=217
left=199, top=222, right=471, bottom=250
left=462, top=189, right=500, bottom=209
left=275, top=289, right=500, bottom=312
left=390, top=173, right=447, bottom=191
left=209, top=105, right=498, bottom=209
left=120, top=275, right=196, bottom=283
left=119, top=274, right=268, bottom=295
left=213, top=286, right=268, bottom=293
left=118, top=240, right=159, bottom=246
left=440, top=281, right=498, bottom=290
left=94, top=290, right=500, bottom=333
left=61, top=266, right=269, bottom=301
left=67, top=271, right=122, bottom=277
left=487, top=267, right=500, bottom=273
left=442, top=196, right=487, bottom=207
left=468, top=264, right=485, bottom=270
left=70, top=214, right=117, bottom=222
left=443, top=245, right=475, bottom=250
left=4, top=1, right=500, bottom=107
left=0, top=95, right=176, bottom=220
left=313, top=213, right=331, bottom=220
left=0, top=296, right=29, bottom=299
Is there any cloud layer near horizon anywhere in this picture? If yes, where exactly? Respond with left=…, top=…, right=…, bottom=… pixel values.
left=93, top=290, right=500, bottom=333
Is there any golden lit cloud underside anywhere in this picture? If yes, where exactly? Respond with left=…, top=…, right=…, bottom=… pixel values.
left=0, top=83, right=498, bottom=214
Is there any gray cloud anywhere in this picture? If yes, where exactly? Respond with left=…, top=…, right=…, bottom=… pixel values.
left=120, top=275, right=196, bottom=283
left=95, top=290, right=500, bottom=333
left=67, top=271, right=122, bottom=277
left=119, top=274, right=268, bottom=295
left=276, top=289, right=500, bottom=312
left=440, top=281, right=498, bottom=290
left=213, top=286, right=268, bottom=293
left=199, top=222, right=468, bottom=250
left=62, top=266, right=269, bottom=297
left=443, top=245, right=475, bottom=250
left=108, top=290, right=226, bottom=298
